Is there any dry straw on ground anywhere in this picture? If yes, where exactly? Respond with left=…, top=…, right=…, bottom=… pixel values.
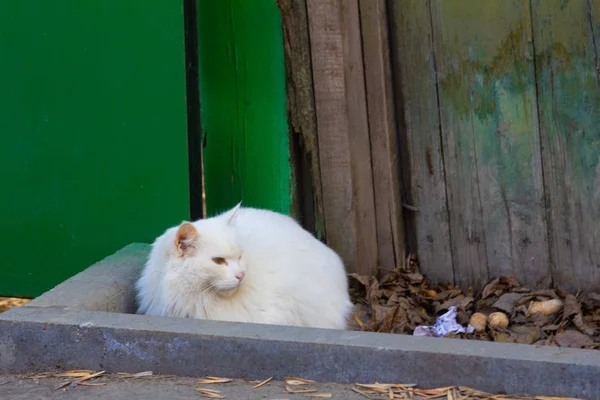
left=18, top=371, right=582, bottom=399
left=0, top=297, right=30, bottom=313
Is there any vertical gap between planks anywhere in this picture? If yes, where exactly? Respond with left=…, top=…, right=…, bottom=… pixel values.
left=306, top=0, right=378, bottom=275
left=301, top=0, right=327, bottom=240
left=306, top=0, right=359, bottom=272
left=357, top=0, right=383, bottom=273
left=340, top=0, right=379, bottom=276
left=383, top=1, right=407, bottom=267
left=358, top=0, right=406, bottom=272
left=385, top=0, right=416, bottom=262
left=528, top=0, right=555, bottom=288
left=277, top=0, right=324, bottom=236
left=427, top=0, right=456, bottom=286
left=184, top=0, right=204, bottom=220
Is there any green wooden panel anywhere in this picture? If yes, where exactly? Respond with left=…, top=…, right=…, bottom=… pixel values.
left=431, top=0, right=550, bottom=290
left=0, top=1, right=190, bottom=297
left=198, top=0, right=291, bottom=216
left=531, top=0, right=600, bottom=291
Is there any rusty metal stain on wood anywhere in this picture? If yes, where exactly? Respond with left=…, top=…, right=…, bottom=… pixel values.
left=531, top=0, right=600, bottom=291
left=358, top=0, right=405, bottom=273
left=388, top=0, right=454, bottom=284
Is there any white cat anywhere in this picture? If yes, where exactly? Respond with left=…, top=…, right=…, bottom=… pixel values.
left=135, top=204, right=353, bottom=330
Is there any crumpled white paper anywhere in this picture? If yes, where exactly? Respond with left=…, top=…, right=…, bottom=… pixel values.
left=413, top=306, right=475, bottom=337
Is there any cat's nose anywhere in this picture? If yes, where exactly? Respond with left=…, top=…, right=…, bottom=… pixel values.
left=235, top=272, right=245, bottom=281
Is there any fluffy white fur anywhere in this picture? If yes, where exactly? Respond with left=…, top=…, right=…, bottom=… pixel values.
left=135, top=204, right=353, bottom=330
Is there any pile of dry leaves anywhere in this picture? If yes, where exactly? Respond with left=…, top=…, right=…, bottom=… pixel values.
left=349, top=254, right=599, bottom=349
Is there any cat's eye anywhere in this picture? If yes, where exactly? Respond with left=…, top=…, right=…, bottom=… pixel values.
left=212, top=257, right=227, bottom=265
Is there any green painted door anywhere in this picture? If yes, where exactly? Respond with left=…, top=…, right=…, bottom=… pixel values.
left=198, top=0, right=292, bottom=216
left=0, top=1, right=190, bottom=297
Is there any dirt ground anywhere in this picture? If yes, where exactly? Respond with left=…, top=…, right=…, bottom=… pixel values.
left=0, top=374, right=368, bottom=400
left=0, top=372, right=572, bottom=400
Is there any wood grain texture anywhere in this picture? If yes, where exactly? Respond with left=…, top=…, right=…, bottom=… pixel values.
left=531, top=0, right=600, bottom=291
left=277, top=0, right=326, bottom=238
left=387, top=0, right=454, bottom=283
left=358, top=0, right=405, bottom=272
left=306, top=0, right=378, bottom=275
left=431, top=0, right=550, bottom=290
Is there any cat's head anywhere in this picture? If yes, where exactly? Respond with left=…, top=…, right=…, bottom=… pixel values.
left=167, top=203, right=246, bottom=297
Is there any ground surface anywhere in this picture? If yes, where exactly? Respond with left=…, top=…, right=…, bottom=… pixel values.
left=0, top=374, right=380, bottom=400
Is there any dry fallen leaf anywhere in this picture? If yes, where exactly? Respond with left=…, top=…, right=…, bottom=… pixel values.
left=53, top=381, right=72, bottom=391
left=285, top=386, right=317, bottom=394
left=554, top=330, right=595, bottom=348
left=353, top=314, right=364, bottom=327
left=130, top=371, right=153, bottom=378
left=252, top=377, right=273, bottom=389
left=56, top=371, right=95, bottom=378
left=351, top=386, right=373, bottom=399
left=195, top=387, right=224, bottom=399
left=197, top=377, right=233, bottom=384
left=304, top=394, right=332, bottom=398
left=76, top=370, right=105, bottom=384
left=349, top=266, right=599, bottom=351
left=286, top=380, right=311, bottom=386
left=284, top=377, right=315, bottom=384
left=493, top=293, right=524, bottom=314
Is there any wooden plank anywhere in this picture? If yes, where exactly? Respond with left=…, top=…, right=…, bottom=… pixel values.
left=277, top=0, right=326, bottom=238
left=387, top=1, right=454, bottom=283
left=306, top=0, right=378, bottom=275
left=358, top=0, right=406, bottom=272
left=198, top=0, right=292, bottom=216
left=531, top=0, right=600, bottom=291
left=431, top=0, right=550, bottom=290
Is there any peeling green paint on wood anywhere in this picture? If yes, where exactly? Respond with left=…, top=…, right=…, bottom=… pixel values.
left=198, top=0, right=292, bottom=216
left=431, top=0, right=550, bottom=289
left=532, top=0, right=600, bottom=291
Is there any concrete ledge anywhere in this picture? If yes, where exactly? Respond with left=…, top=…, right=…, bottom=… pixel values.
left=24, top=243, right=149, bottom=313
left=1, top=244, right=600, bottom=399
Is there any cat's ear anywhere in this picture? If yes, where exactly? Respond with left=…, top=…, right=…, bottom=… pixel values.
left=226, top=202, right=242, bottom=225
left=174, top=222, right=199, bottom=257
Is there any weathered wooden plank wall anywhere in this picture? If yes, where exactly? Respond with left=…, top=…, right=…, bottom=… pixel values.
left=359, top=0, right=405, bottom=272
left=278, top=0, right=404, bottom=275
left=387, top=0, right=454, bottom=284
left=277, top=0, right=326, bottom=237
left=279, top=0, right=600, bottom=291
left=303, top=0, right=379, bottom=276
left=531, top=0, right=600, bottom=291
left=430, top=0, right=550, bottom=289
left=388, top=0, right=600, bottom=291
